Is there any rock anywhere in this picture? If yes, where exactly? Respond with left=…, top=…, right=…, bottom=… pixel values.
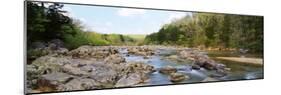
left=115, top=73, right=144, bottom=87
left=169, top=73, right=189, bottom=82
left=191, top=64, right=201, bottom=70
left=48, top=39, right=65, bottom=48
left=31, top=41, right=46, bottom=49
left=143, top=56, right=150, bottom=59
left=127, top=46, right=155, bottom=56
left=89, top=63, right=119, bottom=84
left=31, top=56, right=71, bottom=75
left=165, top=55, right=185, bottom=62
left=57, top=78, right=101, bottom=91
left=62, top=64, right=90, bottom=76
left=215, top=63, right=226, bottom=70
left=26, top=65, right=40, bottom=89
left=40, top=72, right=74, bottom=85
left=36, top=72, right=74, bottom=91
left=104, top=54, right=126, bottom=64
left=27, top=46, right=161, bottom=92
left=115, top=62, right=154, bottom=87
left=202, top=77, right=218, bottom=82
left=125, top=62, right=155, bottom=74
left=28, top=39, right=68, bottom=59
left=178, top=50, right=197, bottom=60
left=159, top=66, right=177, bottom=74
left=68, top=46, right=118, bottom=59
left=202, top=60, right=217, bottom=70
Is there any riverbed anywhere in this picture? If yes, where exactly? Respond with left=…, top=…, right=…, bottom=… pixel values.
left=120, top=48, right=263, bottom=86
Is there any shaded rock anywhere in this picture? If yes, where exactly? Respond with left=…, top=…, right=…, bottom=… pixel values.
left=48, top=39, right=65, bottom=48
left=159, top=66, right=177, bottom=74
left=191, top=64, right=201, bottom=70
left=202, top=60, right=217, bottom=70
left=31, top=41, right=46, bottom=49
left=57, top=78, right=101, bottom=91
left=28, top=40, right=68, bottom=59
left=169, top=73, right=189, bottom=82
left=36, top=72, right=73, bottom=91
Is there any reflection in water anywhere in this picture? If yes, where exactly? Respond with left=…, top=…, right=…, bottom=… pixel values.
left=121, top=48, right=263, bottom=85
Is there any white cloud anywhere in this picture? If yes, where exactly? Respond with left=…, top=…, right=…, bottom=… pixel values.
left=62, top=6, right=74, bottom=17
left=117, top=8, right=146, bottom=17
left=63, top=6, right=73, bottom=12
left=164, top=12, right=190, bottom=24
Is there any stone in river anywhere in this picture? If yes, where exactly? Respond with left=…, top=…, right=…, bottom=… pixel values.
left=169, top=73, right=189, bottom=82
left=159, top=66, right=177, bottom=75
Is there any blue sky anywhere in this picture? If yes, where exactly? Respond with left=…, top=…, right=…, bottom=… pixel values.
left=62, top=4, right=192, bottom=35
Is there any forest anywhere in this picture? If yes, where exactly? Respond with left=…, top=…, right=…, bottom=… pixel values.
left=144, top=13, right=263, bottom=53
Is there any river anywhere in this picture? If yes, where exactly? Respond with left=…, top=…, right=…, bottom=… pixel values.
left=119, top=48, right=263, bottom=86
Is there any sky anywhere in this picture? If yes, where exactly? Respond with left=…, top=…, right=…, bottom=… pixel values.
left=61, top=4, right=193, bottom=35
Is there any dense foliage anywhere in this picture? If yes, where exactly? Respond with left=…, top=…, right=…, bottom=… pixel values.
left=27, top=2, right=138, bottom=49
left=145, top=13, right=263, bottom=53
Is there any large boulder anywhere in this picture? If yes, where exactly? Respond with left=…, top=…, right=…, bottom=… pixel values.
left=178, top=49, right=197, bottom=60
left=67, top=46, right=119, bottom=59
left=125, top=62, right=155, bottom=74
left=169, top=73, right=189, bottom=82
left=88, top=63, right=120, bottom=85
left=115, top=62, right=154, bottom=87
left=127, top=46, right=155, bottom=56
left=31, top=56, right=71, bottom=75
left=104, top=54, right=126, bottom=64
left=115, top=72, right=145, bottom=87
left=28, top=40, right=68, bottom=60
left=36, top=72, right=105, bottom=92
left=159, top=66, right=177, bottom=74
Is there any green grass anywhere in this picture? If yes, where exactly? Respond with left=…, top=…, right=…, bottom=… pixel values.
left=125, top=34, right=147, bottom=45
left=126, top=34, right=146, bottom=41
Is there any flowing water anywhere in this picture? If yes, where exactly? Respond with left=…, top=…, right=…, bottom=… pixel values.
left=119, top=48, right=263, bottom=86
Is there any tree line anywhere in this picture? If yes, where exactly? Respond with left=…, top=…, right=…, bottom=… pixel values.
left=145, top=13, right=263, bottom=53
left=27, top=2, right=138, bottom=49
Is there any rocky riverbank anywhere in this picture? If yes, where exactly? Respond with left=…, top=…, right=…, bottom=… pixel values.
left=26, top=40, right=231, bottom=93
